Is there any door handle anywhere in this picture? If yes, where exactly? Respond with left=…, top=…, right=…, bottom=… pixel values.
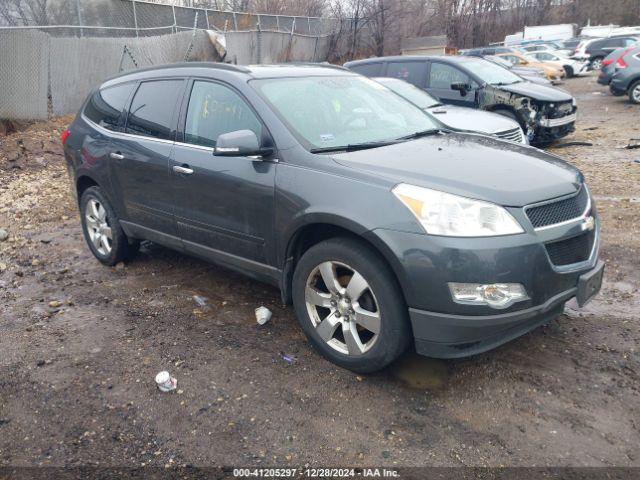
left=173, top=165, right=194, bottom=175
left=110, top=152, right=124, bottom=160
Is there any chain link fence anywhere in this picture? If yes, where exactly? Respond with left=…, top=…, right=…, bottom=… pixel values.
left=0, top=0, right=339, bottom=37
left=0, top=0, right=336, bottom=121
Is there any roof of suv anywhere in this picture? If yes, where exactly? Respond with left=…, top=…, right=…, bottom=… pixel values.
left=102, top=62, right=354, bottom=88
left=345, top=55, right=483, bottom=66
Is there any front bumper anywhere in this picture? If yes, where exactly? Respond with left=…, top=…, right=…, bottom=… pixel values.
left=367, top=209, right=602, bottom=358
left=410, top=260, right=603, bottom=358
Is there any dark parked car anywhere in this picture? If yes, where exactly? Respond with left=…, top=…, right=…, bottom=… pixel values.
left=373, top=77, right=527, bottom=144
left=460, top=47, right=515, bottom=56
left=63, top=63, right=603, bottom=373
left=344, top=55, right=577, bottom=144
left=609, top=46, right=640, bottom=103
left=586, top=36, right=640, bottom=70
left=598, top=44, right=640, bottom=87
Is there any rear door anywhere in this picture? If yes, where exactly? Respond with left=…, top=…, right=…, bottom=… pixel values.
left=112, top=79, right=186, bottom=238
left=171, top=79, right=277, bottom=270
left=426, top=62, right=477, bottom=107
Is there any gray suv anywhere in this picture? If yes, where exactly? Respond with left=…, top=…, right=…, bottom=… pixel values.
left=62, top=63, right=604, bottom=373
left=609, top=45, right=640, bottom=103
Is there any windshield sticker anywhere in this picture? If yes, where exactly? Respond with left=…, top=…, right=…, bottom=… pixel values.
left=320, top=134, right=335, bottom=143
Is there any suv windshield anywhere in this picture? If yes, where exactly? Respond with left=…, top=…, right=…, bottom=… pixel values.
left=252, top=75, right=437, bottom=151
left=463, top=60, right=523, bottom=85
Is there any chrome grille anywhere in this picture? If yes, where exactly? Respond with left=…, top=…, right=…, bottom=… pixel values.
left=494, top=127, right=523, bottom=143
left=526, top=186, right=589, bottom=229
left=545, top=231, right=595, bottom=266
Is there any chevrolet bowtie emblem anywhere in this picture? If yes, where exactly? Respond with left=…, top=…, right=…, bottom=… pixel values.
left=581, top=216, right=595, bottom=232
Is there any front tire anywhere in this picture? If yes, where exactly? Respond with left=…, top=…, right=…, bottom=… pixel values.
left=564, top=65, right=574, bottom=78
left=629, top=80, right=640, bottom=105
left=80, top=186, right=139, bottom=266
left=292, top=237, right=411, bottom=373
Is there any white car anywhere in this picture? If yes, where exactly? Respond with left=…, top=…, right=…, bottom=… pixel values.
left=529, top=50, right=590, bottom=77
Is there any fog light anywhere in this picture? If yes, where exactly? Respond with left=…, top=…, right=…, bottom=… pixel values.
left=448, top=283, right=528, bottom=309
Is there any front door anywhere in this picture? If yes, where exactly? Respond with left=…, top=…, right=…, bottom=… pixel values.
left=171, top=79, right=277, bottom=271
left=427, top=62, right=478, bottom=107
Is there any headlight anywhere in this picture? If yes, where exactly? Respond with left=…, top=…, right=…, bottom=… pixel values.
left=393, top=184, right=524, bottom=237
left=572, top=97, right=577, bottom=107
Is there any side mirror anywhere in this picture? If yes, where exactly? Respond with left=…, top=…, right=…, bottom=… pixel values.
left=451, top=82, right=471, bottom=96
left=213, top=130, right=273, bottom=158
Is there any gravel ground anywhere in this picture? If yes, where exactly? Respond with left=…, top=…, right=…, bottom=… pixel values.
left=0, top=74, right=639, bottom=470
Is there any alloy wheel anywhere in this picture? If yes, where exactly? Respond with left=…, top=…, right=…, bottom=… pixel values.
left=305, top=261, right=381, bottom=356
left=633, top=85, right=640, bottom=103
left=591, top=59, right=603, bottom=70
left=85, top=198, right=112, bottom=256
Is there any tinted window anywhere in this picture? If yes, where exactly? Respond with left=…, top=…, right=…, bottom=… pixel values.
left=84, top=83, right=135, bottom=132
left=429, top=63, right=471, bottom=89
left=481, top=48, right=496, bottom=55
left=126, top=80, right=183, bottom=140
left=185, top=81, right=262, bottom=148
left=350, top=62, right=383, bottom=77
left=386, top=61, right=427, bottom=87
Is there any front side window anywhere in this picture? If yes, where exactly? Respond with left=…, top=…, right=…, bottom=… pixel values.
left=386, top=62, right=427, bottom=88
left=376, top=78, right=440, bottom=109
left=252, top=75, right=436, bottom=150
left=126, top=80, right=183, bottom=141
left=184, top=81, right=262, bottom=148
left=84, top=83, right=135, bottom=132
left=429, top=63, right=471, bottom=89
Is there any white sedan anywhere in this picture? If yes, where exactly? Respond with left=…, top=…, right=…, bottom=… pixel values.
left=529, top=50, right=590, bottom=78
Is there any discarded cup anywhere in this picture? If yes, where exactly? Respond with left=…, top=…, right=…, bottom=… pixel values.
left=255, top=306, right=272, bottom=325
left=193, top=295, right=207, bottom=307
left=155, top=371, right=177, bottom=392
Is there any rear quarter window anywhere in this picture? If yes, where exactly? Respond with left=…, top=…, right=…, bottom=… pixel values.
left=349, top=62, right=383, bottom=77
left=125, top=80, right=184, bottom=141
left=83, top=83, right=136, bottom=132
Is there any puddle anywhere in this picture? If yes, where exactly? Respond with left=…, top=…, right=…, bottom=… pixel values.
left=389, top=353, right=449, bottom=391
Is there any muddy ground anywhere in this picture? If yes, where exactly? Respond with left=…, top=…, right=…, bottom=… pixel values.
left=0, top=74, right=639, bottom=470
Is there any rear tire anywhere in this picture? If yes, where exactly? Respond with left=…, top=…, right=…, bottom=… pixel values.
left=590, top=57, right=604, bottom=71
left=292, top=237, right=411, bottom=373
left=629, top=80, right=640, bottom=105
left=564, top=65, right=574, bottom=78
left=80, top=186, right=139, bottom=266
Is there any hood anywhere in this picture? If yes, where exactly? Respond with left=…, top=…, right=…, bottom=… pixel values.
left=331, top=133, right=581, bottom=207
left=427, top=105, right=519, bottom=135
left=497, top=81, right=573, bottom=102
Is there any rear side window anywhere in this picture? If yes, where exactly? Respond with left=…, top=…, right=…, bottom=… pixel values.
left=84, top=83, right=135, bottom=132
left=349, top=62, right=383, bottom=77
left=126, top=80, right=183, bottom=141
left=386, top=62, right=427, bottom=88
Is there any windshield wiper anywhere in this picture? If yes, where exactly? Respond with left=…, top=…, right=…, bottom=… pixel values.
left=491, top=80, right=522, bottom=86
left=397, top=129, right=442, bottom=140
left=310, top=140, right=400, bottom=154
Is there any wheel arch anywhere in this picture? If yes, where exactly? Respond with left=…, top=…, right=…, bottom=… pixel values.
left=76, top=175, right=100, bottom=204
left=280, top=216, right=408, bottom=308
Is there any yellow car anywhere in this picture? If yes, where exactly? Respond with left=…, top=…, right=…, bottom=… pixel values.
left=496, top=52, right=566, bottom=84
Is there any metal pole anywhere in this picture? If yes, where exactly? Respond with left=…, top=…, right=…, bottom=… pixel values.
left=307, top=16, right=311, bottom=35
left=233, top=12, right=238, bottom=31
left=75, top=0, right=83, bottom=38
left=276, top=15, right=280, bottom=32
left=172, top=5, right=177, bottom=34
left=132, top=0, right=139, bottom=38
left=256, top=21, right=262, bottom=64
left=205, top=9, right=210, bottom=30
